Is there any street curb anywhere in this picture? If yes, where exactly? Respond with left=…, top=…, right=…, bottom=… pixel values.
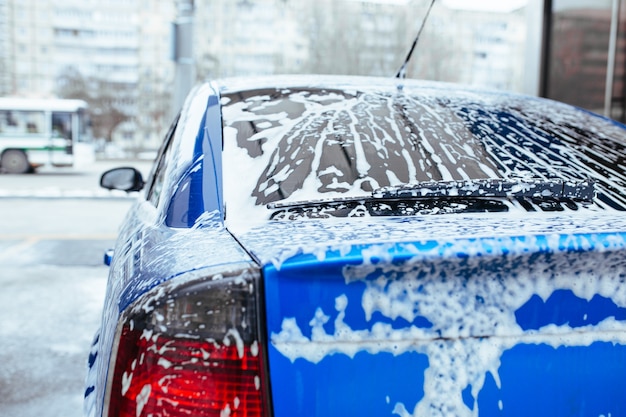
left=0, top=190, right=139, bottom=200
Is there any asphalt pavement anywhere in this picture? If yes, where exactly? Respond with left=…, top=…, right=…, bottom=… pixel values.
left=0, top=159, right=154, bottom=417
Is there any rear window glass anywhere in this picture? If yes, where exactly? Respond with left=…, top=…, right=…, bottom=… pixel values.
left=221, top=85, right=626, bottom=212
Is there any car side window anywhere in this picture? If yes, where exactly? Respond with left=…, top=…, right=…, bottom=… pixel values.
left=146, top=115, right=179, bottom=207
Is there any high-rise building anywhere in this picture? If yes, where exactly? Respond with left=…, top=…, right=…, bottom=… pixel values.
left=1, top=0, right=173, bottom=147
left=137, top=0, right=176, bottom=147
left=5, top=0, right=50, bottom=95
left=1, top=0, right=534, bottom=151
left=193, top=0, right=309, bottom=79
left=407, top=1, right=527, bottom=92
left=4, top=0, right=139, bottom=95
left=0, top=0, right=9, bottom=96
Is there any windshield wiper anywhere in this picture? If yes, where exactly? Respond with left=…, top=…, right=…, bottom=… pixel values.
left=373, top=178, right=596, bottom=202
left=266, top=178, right=596, bottom=212
left=267, top=195, right=368, bottom=210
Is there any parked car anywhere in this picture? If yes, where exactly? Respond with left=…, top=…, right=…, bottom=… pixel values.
left=86, top=75, right=626, bottom=417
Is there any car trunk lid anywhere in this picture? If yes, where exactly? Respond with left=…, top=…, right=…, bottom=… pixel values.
left=234, top=213, right=626, bottom=417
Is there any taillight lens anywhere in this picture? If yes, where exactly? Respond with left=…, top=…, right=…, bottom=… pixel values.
left=106, top=269, right=268, bottom=417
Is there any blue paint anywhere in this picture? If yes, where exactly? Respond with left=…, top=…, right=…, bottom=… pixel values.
left=267, top=346, right=428, bottom=417
left=264, top=248, right=434, bottom=340
left=166, top=89, right=223, bottom=227
left=476, top=342, right=626, bottom=416
left=515, top=289, right=626, bottom=330
left=166, top=157, right=204, bottom=227
left=88, top=350, right=97, bottom=368
left=84, top=385, right=94, bottom=398
left=462, top=385, right=475, bottom=411
left=263, top=235, right=626, bottom=416
left=263, top=245, right=436, bottom=417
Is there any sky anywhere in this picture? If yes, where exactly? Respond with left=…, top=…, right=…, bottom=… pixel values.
left=355, top=0, right=529, bottom=13
left=441, top=0, right=528, bottom=13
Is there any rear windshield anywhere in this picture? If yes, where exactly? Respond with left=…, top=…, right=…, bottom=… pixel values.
left=221, top=86, right=626, bottom=213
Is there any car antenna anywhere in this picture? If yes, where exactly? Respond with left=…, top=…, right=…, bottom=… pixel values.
left=395, top=0, right=437, bottom=79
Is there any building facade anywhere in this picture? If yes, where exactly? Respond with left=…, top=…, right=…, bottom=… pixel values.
left=0, top=0, right=536, bottom=151
left=0, top=0, right=170, bottom=148
left=0, top=0, right=9, bottom=96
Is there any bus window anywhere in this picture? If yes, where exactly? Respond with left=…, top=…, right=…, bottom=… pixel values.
left=52, top=112, right=72, bottom=140
left=76, top=109, right=91, bottom=143
left=0, top=110, right=45, bottom=135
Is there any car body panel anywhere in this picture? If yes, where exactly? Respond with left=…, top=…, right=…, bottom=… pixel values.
left=165, top=90, right=224, bottom=228
left=215, top=78, right=626, bottom=414
left=243, top=217, right=626, bottom=416
left=85, top=83, right=248, bottom=416
left=86, top=204, right=256, bottom=416
left=88, top=75, right=626, bottom=417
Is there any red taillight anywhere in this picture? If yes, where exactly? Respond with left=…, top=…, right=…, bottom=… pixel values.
left=106, top=271, right=268, bottom=417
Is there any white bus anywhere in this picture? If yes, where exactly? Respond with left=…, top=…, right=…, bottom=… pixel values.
left=0, top=97, right=95, bottom=173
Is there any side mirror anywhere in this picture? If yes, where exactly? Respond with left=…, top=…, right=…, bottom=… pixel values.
left=100, top=167, right=145, bottom=192
left=103, top=249, right=114, bottom=266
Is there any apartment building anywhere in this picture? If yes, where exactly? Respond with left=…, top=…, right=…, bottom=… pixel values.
left=0, top=0, right=533, bottom=150
left=192, top=0, right=309, bottom=79
left=406, top=2, right=527, bottom=92
left=0, top=0, right=139, bottom=145
left=137, top=0, right=175, bottom=147
left=0, top=0, right=9, bottom=96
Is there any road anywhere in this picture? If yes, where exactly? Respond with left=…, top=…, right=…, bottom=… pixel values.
left=0, top=160, right=152, bottom=417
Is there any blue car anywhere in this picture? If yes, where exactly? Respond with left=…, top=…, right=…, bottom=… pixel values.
left=87, top=75, right=626, bottom=417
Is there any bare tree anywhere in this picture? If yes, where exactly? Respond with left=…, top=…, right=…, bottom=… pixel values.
left=55, top=67, right=132, bottom=142
left=304, top=0, right=408, bottom=77
left=306, top=0, right=361, bottom=75
left=137, top=69, right=173, bottom=148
